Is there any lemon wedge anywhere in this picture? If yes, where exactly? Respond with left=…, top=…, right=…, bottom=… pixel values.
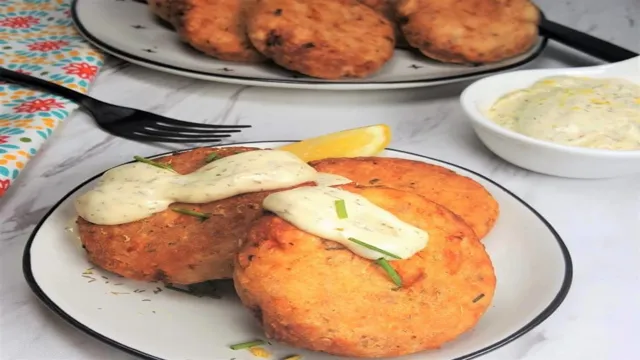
left=278, top=124, right=391, bottom=162
left=248, top=347, right=270, bottom=358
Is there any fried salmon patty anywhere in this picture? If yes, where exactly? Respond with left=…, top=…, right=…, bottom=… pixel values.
left=147, top=0, right=174, bottom=23
left=397, top=0, right=540, bottom=64
left=358, top=0, right=408, bottom=48
left=77, top=146, right=309, bottom=285
left=246, top=0, right=395, bottom=79
left=172, top=0, right=266, bottom=62
left=234, top=185, right=496, bottom=357
left=310, top=157, right=499, bottom=239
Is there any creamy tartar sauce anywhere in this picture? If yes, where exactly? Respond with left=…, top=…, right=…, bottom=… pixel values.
left=314, top=173, right=353, bottom=187
left=262, top=186, right=429, bottom=260
left=75, top=150, right=318, bottom=225
left=487, top=76, right=640, bottom=150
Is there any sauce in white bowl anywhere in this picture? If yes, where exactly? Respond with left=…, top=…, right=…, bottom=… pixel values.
left=460, top=56, right=640, bottom=179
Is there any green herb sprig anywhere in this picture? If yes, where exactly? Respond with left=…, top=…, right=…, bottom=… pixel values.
left=334, top=199, right=348, bottom=219
left=205, top=152, right=220, bottom=163
left=347, top=237, right=401, bottom=259
left=133, top=155, right=176, bottom=172
left=229, top=340, right=265, bottom=350
left=171, top=208, right=211, bottom=221
left=375, top=258, right=402, bottom=287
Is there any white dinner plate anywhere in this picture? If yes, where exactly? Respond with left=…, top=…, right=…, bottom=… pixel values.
left=23, top=141, right=572, bottom=360
left=71, top=0, right=548, bottom=90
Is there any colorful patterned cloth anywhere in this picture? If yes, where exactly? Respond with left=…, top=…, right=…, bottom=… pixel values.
left=0, top=0, right=104, bottom=197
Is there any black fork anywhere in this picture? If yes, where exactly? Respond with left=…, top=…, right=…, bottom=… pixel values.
left=0, top=67, right=251, bottom=143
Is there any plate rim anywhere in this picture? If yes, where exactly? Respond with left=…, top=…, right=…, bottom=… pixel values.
left=70, top=0, right=549, bottom=89
left=22, top=141, right=573, bottom=360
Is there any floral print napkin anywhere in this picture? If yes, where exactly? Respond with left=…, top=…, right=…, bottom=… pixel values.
left=0, top=0, right=104, bottom=197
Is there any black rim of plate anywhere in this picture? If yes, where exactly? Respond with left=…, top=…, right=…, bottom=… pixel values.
left=70, top=0, right=549, bottom=86
left=22, top=141, right=574, bottom=360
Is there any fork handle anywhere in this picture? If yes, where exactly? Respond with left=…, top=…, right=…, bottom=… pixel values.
left=539, top=18, right=638, bottom=63
left=0, top=67, right=90, bottom=106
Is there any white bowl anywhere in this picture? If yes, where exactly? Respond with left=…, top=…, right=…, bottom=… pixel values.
left=460, top=57, right=640, bottom=179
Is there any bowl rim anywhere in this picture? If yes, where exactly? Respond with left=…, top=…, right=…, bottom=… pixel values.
left=459, top=69, right=640, bottom=159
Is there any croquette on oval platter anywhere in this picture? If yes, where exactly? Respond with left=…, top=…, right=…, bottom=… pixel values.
left=76, top=146, right=310, bottom=285
left=172, top=0, right=266, bottom=62
left=245, top=0, right=396, bottom=79
left=234, top=184, right=496, bottom=358
left=358, top=0, right=409, bottom=48
left=397, top=0, right=540, bottom=64
left=310, top=156, right=500, bottom=239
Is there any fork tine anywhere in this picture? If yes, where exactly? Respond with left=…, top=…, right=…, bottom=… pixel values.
left=121, top=132, right=228, bottom=143
left=153, top=116, right=252, bottom=129
left=133, top=133, right=232, bottom=142
left=133, top=128, right=236, bottom=140
left=143, top=122, right=244, bottom=134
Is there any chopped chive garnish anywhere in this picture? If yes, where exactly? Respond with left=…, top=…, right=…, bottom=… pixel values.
left=375, top=258, right=402, bottom=287
left=229, top=340, right=265, bottom=350
left=205, top=152, right=220, bottom=163
left=133, top=156, right=176, bottom=172
left=472, top=293, right=485, bottom=303
left=347, top=237, right=401, bottom=259
left=171, top=208, right=211, bottom=221
left=334, top=199, right=348, bottom=219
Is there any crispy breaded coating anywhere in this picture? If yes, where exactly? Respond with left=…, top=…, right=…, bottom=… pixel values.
left=77, top=147, right=306, bottom=285
left=246, top=0, right=395, bottom=79
left=358, top=0, right=408, bottom=48
left=397, top=0, right=540, bottom=64
left=234, top=185, right=496, bottom=357
left=167, top=0, right=184, bottom=28
left=310, top=157, right=499, bottom=239
left=148, top=0, right=174, bottom=23
left=172, top=0, right=266, bottom=62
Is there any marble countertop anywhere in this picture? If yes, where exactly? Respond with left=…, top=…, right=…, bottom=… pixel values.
left=1, top=0, right=639, bottom=359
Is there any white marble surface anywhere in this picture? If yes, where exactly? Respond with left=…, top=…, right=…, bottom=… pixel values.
left=1, top=0, right=639, bottom=359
